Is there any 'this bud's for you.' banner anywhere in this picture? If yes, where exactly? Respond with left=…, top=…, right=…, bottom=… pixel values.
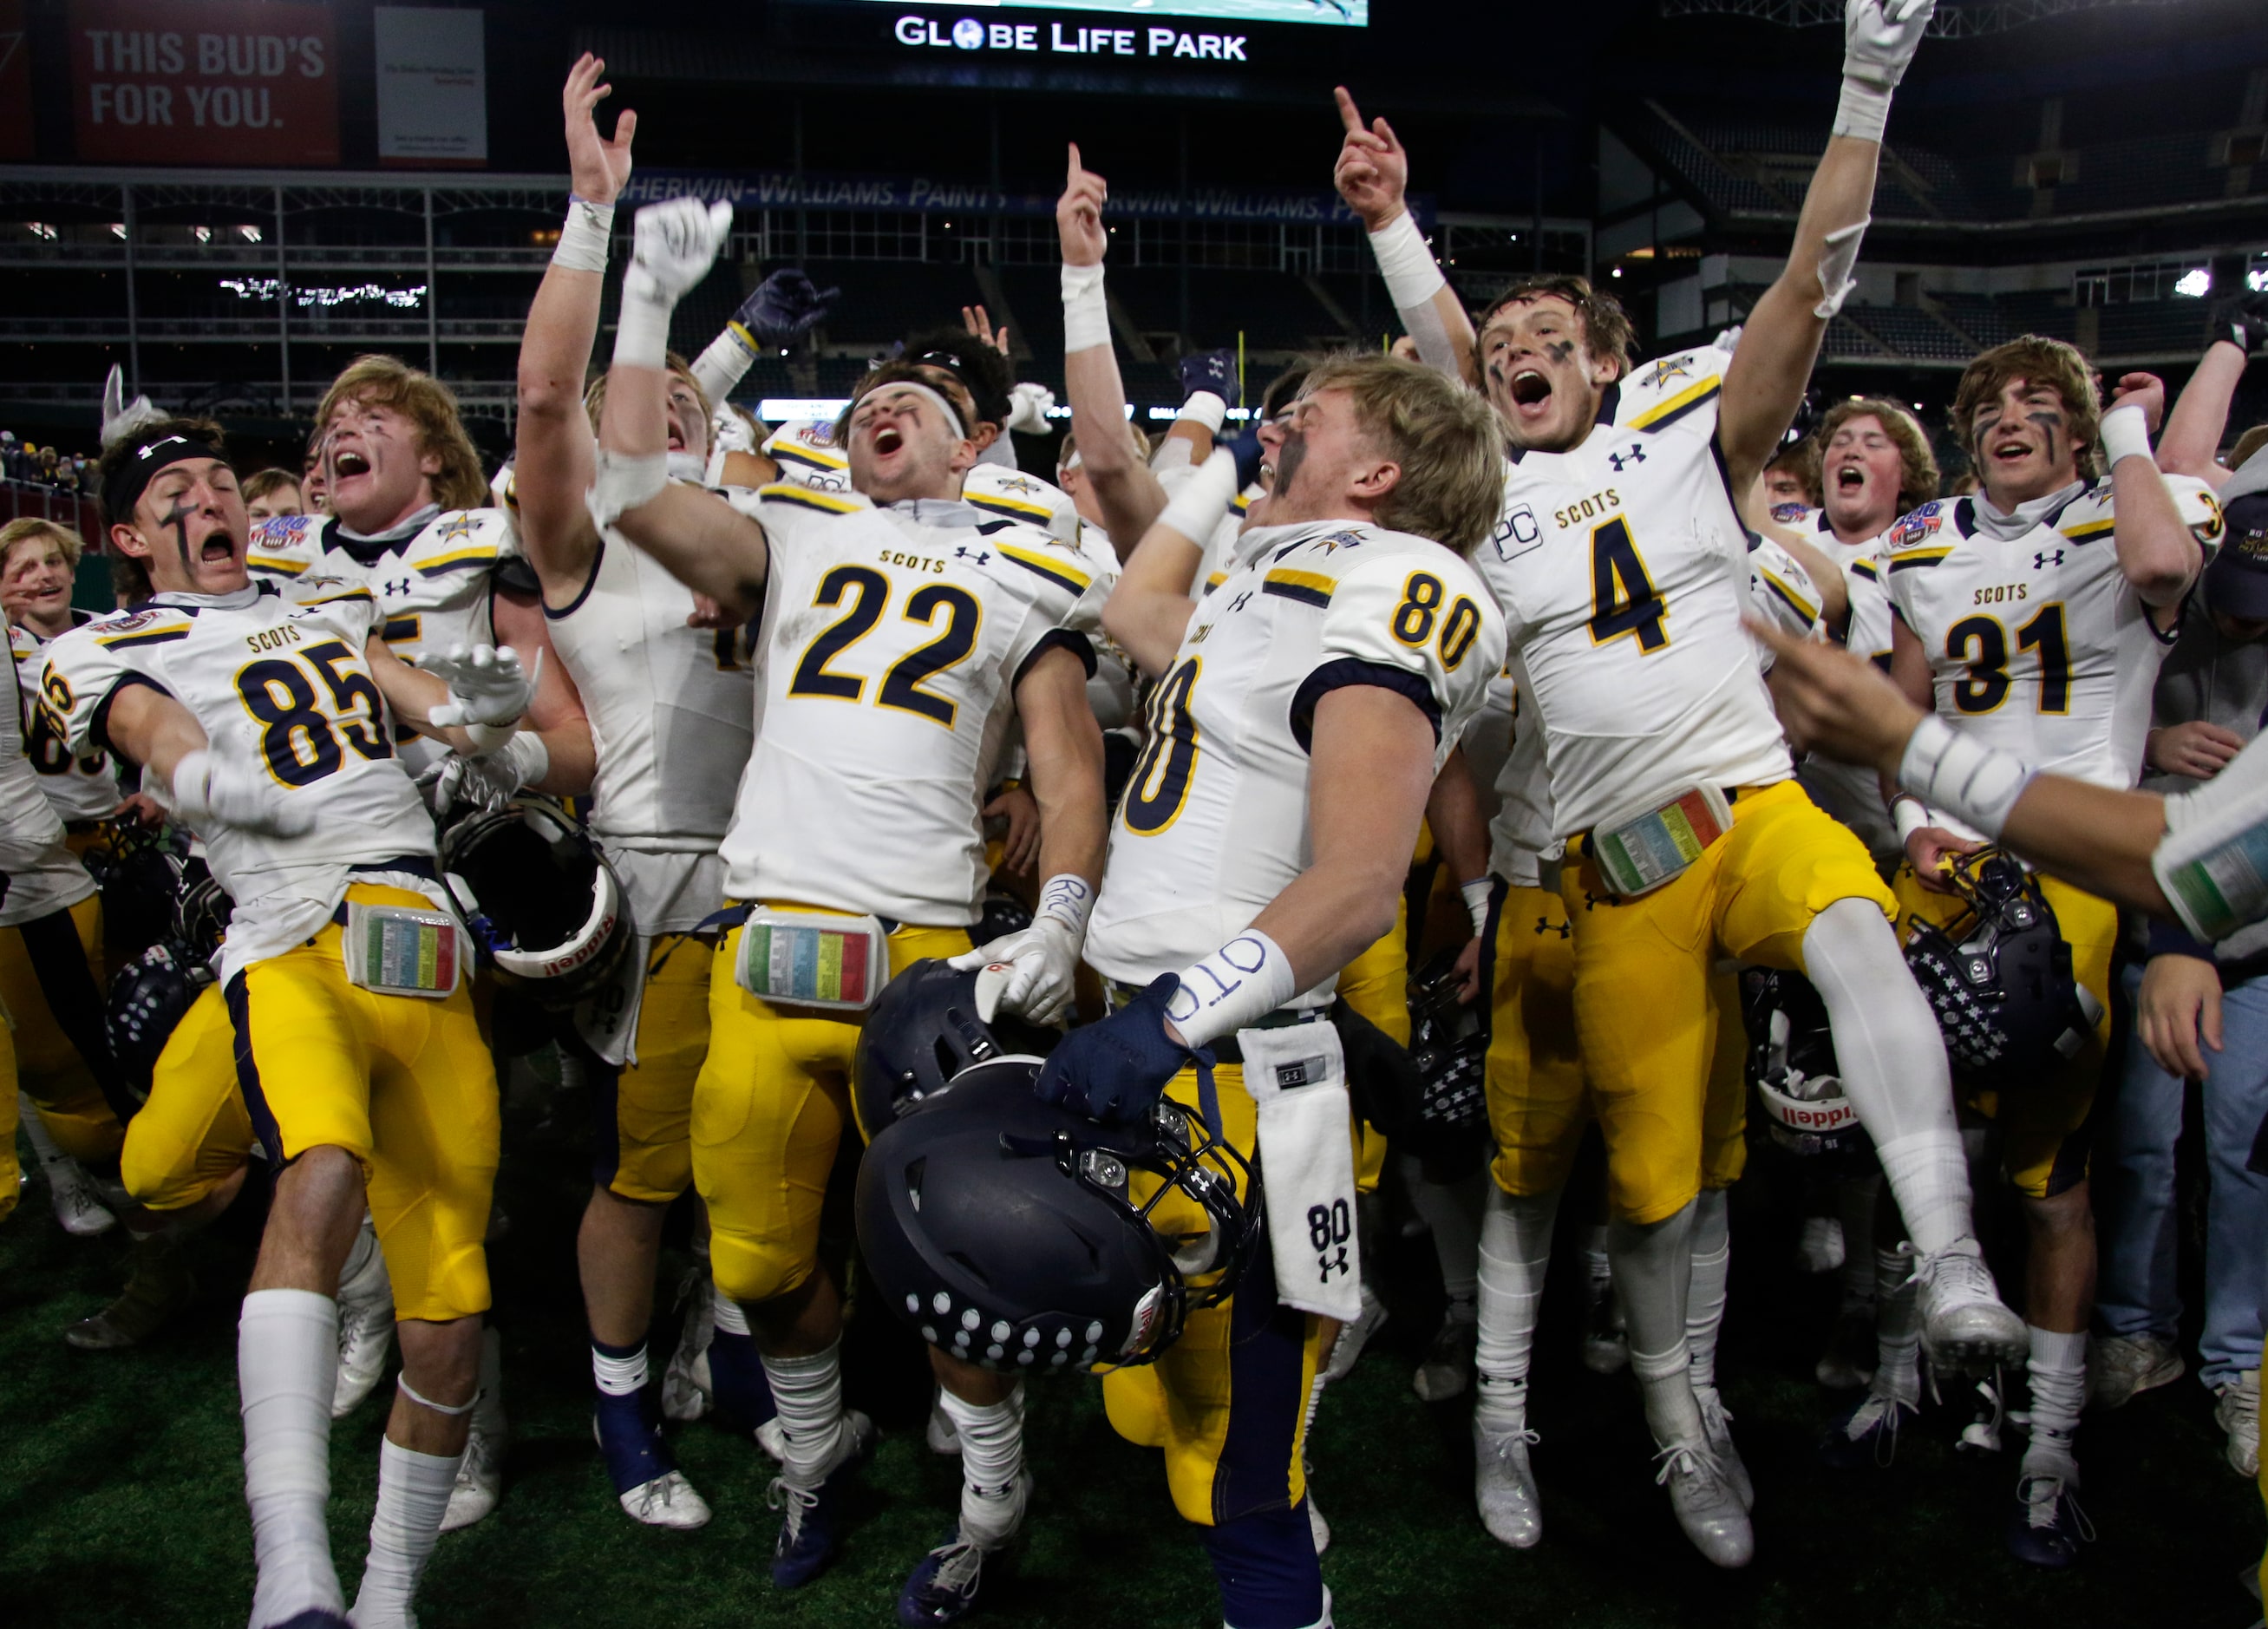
left=70, top=0, right=338, bottom=166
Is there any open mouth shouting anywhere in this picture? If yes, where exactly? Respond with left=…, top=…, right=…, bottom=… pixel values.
left=1509, top=368, right=1552, bottom=409
left=1835, top=463, right=1866, bottom=493
left=873, top=423, right=905, bottom=458
left=331, top=448, right=371, bottom=482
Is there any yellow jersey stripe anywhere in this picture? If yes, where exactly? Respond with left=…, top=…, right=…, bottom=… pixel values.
left=415, top=546, right=503, bottom=577
left=1757, top=569, right=1818, bottom=625
left=758, top=483, right=863, bottom=514
left=1262, top=568, right=1337, bottom=608
left=2060, top=517, right=2115, bottom=542
left=295, top=588, right=376, bottom=607
left=968, top=492, right=1055, bottom=521
left=1624, top=376, right=1722, bottom=432
left=1849, top=557, right=1881, bottom=582
left=770, top=442, right=848, bottom=472
left=247, top=553, right=310, bottom=576
left=1887, top=546, right=1954, bottom=572
left=996, top=541, right=1092, bottom=596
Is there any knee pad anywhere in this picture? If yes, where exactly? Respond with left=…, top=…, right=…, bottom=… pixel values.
left=1200, top=1503, right=1325, bottom=1629
left=709, top=1233, right=811, bottom=1309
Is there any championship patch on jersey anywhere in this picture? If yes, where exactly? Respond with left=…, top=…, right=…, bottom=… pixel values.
left=254, top=514, right=316, bottom=547
left=1769, top=500, right=1812, bottom=523
left=1889, top=502, right=1944, bottom=549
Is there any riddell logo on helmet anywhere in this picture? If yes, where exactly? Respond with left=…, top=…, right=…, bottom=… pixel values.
left=539, top=911, right=618, bottom=977
left=1775, top=1100, right=1857, bottom=1133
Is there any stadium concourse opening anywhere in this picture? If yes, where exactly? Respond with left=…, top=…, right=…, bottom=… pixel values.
left=3, top=0, right=2266, bottom=1626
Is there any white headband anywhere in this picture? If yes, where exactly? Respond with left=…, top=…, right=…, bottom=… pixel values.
left=852, top=379, right=966, bottom=442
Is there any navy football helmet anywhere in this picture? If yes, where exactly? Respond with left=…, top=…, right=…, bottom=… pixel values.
left=440, top=795, right=635, bottom=1009
left=106, top=866, right=232, bottom=1089
left=1741, top=967, right=1872, bottom=1167
left=855, top=1057, right=1260, bottom=1372
left=852, top=957, right=1058, bottom=1137
left=1903, top=850, right=2104, bottom=1087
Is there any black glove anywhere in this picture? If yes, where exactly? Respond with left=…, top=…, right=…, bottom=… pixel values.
left=2212, top=290, right=2268, bottom=355
left=1034, top=975, right=1195, bottom=1123
left=1177, top=347, right=1239, bottom=409
left=737, top=269, right=840, bottom=348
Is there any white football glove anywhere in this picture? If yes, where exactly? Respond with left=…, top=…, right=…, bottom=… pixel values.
left=946, top=873, right=1095, bottom=1027
left=1843, top=0, right=1932, bottom=92
left=425, top=643, right=540, bottom=729
left=1005, top=382, right=1057, bottom=435
left=100, top=363, right=166, bottom=451
left=628, top=198, right=734, bottom=307
left=420, top=732, right=549, bottom=813
left=167, top=749, right=315, bottom=837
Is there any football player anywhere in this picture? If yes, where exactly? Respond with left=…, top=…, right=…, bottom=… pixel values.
left=591, top=196, right=1108, bottom=1607
left=1876, top=337, right=2218, bottom=1563
left=1356, top=0, right=2023, bottom=1566
left=1066, top=352, right=1507, bottom=1629
left=44, top=422, right=539, bottom=1629
left=508, top=53, right=755, bottom=1531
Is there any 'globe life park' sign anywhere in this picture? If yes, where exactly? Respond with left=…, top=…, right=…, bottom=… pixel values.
left=893, top=16, right=1254, bottom=62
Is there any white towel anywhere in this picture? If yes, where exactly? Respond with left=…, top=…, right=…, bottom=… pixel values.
left=1239, top=1022, right=1362, bottom=1323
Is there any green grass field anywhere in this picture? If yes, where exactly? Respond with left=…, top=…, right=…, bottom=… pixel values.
left=3, top=1074, right=2258, bottom=1628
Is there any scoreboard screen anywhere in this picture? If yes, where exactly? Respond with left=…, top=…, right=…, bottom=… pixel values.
left=866, top=0, right=1368, bottom=28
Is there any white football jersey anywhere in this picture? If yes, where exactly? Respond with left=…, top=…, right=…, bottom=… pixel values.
left=1084, top=520, right=1506, bottom=1003
left=247, top=507, right=520, bottom=777
left=1478, top=358, right=1790, bottom=840
left=1487, top=667, right=1559, bottom=888
left=1198, top=482, right=1265, bottom=596
left=0, top=651, right=95, bottom=928
left=545, top=528, right=755, bottom=864
left=1795, top=548, right=1899, bottom=855
left=1748, top=536, right=1822, bottom=641
left=761, top=420, right=1081, bottom=541
left=40, top=581, right=439, bottom=976
left=716, top=485, right=1106, bottom=926
left=10, top=616, right=123, bottom=824
left=1884, top=477, right=2224, bottom=829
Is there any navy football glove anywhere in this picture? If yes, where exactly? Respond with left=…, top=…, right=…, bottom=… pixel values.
left=2213, top=290, right=2268, bottom=355
left=1034, top=974, right=1196, bottom=1123
left=737, top=269, right=840, bottom=348
left=1225, top=426, right=1266, bottom=493
left=1177, top=346, right=1239, bottom=409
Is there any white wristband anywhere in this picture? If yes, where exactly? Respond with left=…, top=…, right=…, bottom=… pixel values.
left=1166, top=929, right=1300, bottom=1051
left=612, top=271, right=674, bottom=372
left=690, top=322, right=759, bottom=406
left=1832, top=76, right=1892, bottom=144
left=1178, top=390, right=1227, bottom=436
left=1035, top=873, right=1095, bottom=939
left=1460, top=878, right=1493, bottom=941
left=552, top=198, right=615, bottom=274
left=1897, top=714, right=2037, bottom=841
left=586, top=444, right=668, bottom=533
left=1062, top=262, right=1110, bottom=354
left=1155, top=455, right=1236, bottom=545
left=1368, top=211, right=1448, bottom=312
left=495, top=729, right=550, bottom=792
left=2099, top=402, right=2154, bottom=469
left=1891, top=794, right=1931, bottom=848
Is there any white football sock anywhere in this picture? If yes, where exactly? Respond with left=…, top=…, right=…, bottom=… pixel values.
left=1873, top=1247, right=1921, bottom=1401
left=240, top=1288, right=346, bottom=1628
left=761, top=1342, right=846, bottom=1486
left=940, top=1382, right=1026, bottom=1547
left=592, top=1339, right=648, bottom=1397
left=350, top=1438, right=461, bottom=1629
left=1611, top=1203, right=1702, bottom=1446
left=1803, top=897, right=1975, bottom=1255
left=1837, top=1174, right=1880, bottom=1306
left=18, top=1091, right=70, bottom=1168
left=2023, top=1326, right=2088, bottom=1471
left=1685, top=1188, right=1731, bottom=1396
left=1474, top=1184, right=1559, bottom=1432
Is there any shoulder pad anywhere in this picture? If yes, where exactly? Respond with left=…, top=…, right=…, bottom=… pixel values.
left=1616, top=348, right=1729, bottom=434
left=8, top=624, right=36, bottom=661
left=987, top=533, right=1100, bottom=602
left=2054, top=482, right=2119, bottom=545
left=406, top=507, right=517, bottom=573
left=964, top=466, right=1077, bottom=540
left=88, top=605, right=193, bottom=647
left=755, top=481, right=870, bottom=517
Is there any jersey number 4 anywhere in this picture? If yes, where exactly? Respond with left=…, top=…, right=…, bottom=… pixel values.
left=235, top=639, right=391, bottom=786
left=1587, top=519, right=1669, bottom=652
left=1944, top=604, right=2071, bottom=716
left=787, top=565, right=982, bottom=729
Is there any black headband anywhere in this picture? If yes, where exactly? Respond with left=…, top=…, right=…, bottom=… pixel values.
left=103, top=434, right=224, bottom=527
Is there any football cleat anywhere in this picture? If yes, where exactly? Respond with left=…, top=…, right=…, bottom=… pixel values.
left=896, top=1468, right=1030, bottom=1625
left=64, top=1230, right=194, bottom=1351
left=593, top=1395, right=710, bottom=1529
left=1820, top=1378, right=1922, bottom=1469
left=2217, top=1371, right=2260, bottom=1479
left=1956, top=1373, right=2007, bottom=1456
left=44, top=1155, right=117, bottom=1237
left=1322, top=1283, right=1388, bottom=1384
left=619, top=1467, right=712, bottom=1531
left=757, top=1416, right=788, bottom=1462
left=1906, top=1239, right=2027, bottom=1375
left=269, top=1613, right=352, bottom=1628
left=659, top=1267, right=715, bottom=1423
left=1653, top=1441, right=1753, bottom=1568
left=769, top=1410, right=876, bottom=1589
left=440, top=1423, right=503, bottom=1532
left=1814, top=1299, right=1878, bottom=1391
left=1473, top=1416, right=1543, bottom=1549
left=2088, top=1332, right=2183, bottom=1410
left=1794, top=1215, right=1845, bottom=1275
left=1412, top=1311, right=1477, bottom=1403
left=1582, top=1274, right=1628, bottom=1375
left=1695, top=1386, right=1753, bottom=1513
left=331, top=1219, right=395, bottom=1418
left=2006, top=1462, right=2094, bottom=1568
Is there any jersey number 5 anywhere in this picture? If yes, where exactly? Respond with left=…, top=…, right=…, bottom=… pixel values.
left=1588, top=518, right=1668, bottom=652
left=787, top=565, right=983, bottom=729
left=235, top=639, right=391, bottom=787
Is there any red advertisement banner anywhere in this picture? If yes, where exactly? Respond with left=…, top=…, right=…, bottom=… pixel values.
left=69, top=0, right=338, bottom=166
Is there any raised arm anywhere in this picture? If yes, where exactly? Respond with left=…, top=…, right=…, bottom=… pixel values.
left=2098, top=374, right=2203, bottom=615
left=1720, top=0, right=1931, bottom=491
left=1057, top=144, right=1168, bottom=555
left=593, top=200, right=773, bottom=616
left=2158, top=299, right=2265, bottom=483
left=513, top=54, right=634, bottom=606
left=1100, top=448, right=1238, bottom=677
left=1336, top=87, right=1476, bottom=388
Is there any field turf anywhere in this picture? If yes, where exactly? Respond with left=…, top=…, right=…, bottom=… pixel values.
left=3, top=1065, right=2258, bottom=1628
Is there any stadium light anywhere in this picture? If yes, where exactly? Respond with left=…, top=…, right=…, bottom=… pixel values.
left=109, top=223, right=126, bottom=240
left=2250, top=268, right=2268, bottom=293
left=239, top=226, right=263, bottom=243
left=26, top=222, right=55, bottom=240
left=2174, top=268, right=2211, bottom=298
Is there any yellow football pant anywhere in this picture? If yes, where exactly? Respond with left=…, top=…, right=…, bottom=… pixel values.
left=592, top=932, right=715, bottom=1205
left=1562, top=780, right=1891, bottom=1225
left=1337, top=897, right=1409, bottom=1194
left=228, top=884, right=500, bottom=1322
left=121, top=982, right=252, bottom=1212
left=1102, top=1058, right=1335, bottom=1527
left=0, top=893, right=123, bottom=1164
left=696, top=910, right=971, bottom=1307
left=1891, top=866, right=2116, bottom=1199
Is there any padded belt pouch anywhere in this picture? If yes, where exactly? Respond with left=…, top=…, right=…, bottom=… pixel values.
left=733, top=906, right=887, bottom=1011
left=342, top=902, right=462, bottom=998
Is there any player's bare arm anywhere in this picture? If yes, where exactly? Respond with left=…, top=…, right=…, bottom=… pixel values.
left=2100, top=372, right=2204, bottom=615
left=1337, top=87, right=1477, bottom=388
left=1015, top=644, right=1109, bottom=896
left=1057, top=144, right=1168, bottom=557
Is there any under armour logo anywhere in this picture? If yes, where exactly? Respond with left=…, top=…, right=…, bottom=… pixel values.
left=382, top=578, right=413, bottom=599
left=2034, top=549, right=2063, bottom=569
left=1227, top=592, right=1253, bottom=614
left=1581, top=891, right=1604, bottom=913
left=1607, top=443, right=1646, bottom=472
left=1317, top=1246, right=1350, bottom=1282
left=954, top=545, right=990, bottom=566
left=1534, top=917, right=1571, bottom=939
